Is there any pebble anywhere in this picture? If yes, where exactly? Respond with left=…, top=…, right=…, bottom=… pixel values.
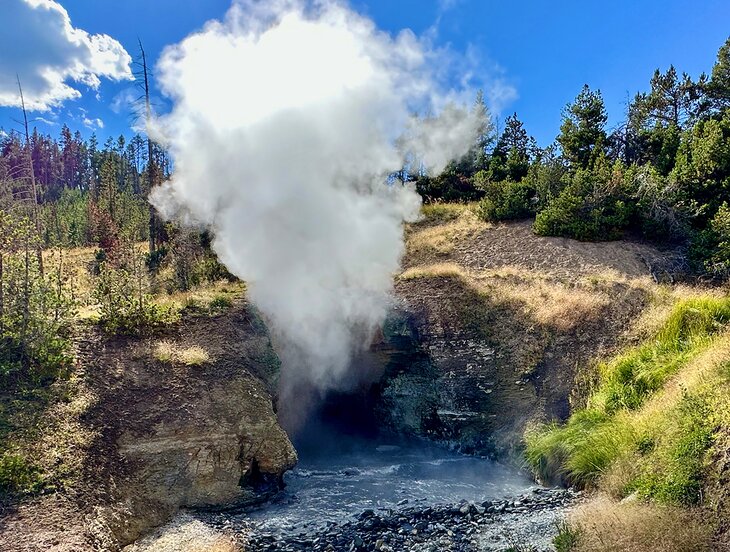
left=198, top=488, right=581, bottom=552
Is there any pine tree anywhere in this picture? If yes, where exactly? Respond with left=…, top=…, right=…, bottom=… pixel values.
left=490, top=113, right=532, bottom=182
left=708, top=37, right=730, bottom=112
left=557, top=85, right=608, bottom=170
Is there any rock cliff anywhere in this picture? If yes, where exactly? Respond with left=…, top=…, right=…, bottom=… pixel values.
left=0, top=302, right=297, bottom=551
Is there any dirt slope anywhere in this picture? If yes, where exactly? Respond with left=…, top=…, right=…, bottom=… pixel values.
left=375, top=210, right=678, bottom=456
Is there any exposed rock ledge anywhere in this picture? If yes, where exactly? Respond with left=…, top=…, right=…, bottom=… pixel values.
left=0, top=302, right=297, bottom=552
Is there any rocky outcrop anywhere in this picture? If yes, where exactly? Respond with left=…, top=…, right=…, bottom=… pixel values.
left=83, top=304, right=298, bottom=549
left=374, top=300, right=539, bottom=457
left=0, top=302, right=297, bottom=551
left=373, top=219, right=675, bottom=457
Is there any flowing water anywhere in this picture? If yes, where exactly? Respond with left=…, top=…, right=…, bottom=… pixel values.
left=242, top=429, right=535, bottom=538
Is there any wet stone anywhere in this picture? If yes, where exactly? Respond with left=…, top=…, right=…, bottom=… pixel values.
left=195, top=488, right=579, bottom=552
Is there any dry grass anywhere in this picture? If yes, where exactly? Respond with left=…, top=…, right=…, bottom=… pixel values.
left=407, top=207, right=489, bottom=257
left=483, top=274, right=610, bottom=332
left=399, top=262, right=610, bottom=332
left=153, top=341, right=212, bottom=366
left=43, top=245, right=99, bottom=316
left=44, top=243, right=245, bottom=320
left=399, top=262, right=468, bottom=281
left=155, top=280, right=245, bottom=312
left=420, top=202, right=474, bottom=223
left=568, top=495, right=714, bottom=552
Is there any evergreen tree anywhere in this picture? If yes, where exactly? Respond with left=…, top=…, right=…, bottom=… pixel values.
left=490, top=113, right=532, bottom=182
left=557, top=85, right=608, bottom=170
left=708, top=37, right=730, bottom=112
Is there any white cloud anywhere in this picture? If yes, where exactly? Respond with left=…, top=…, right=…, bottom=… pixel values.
left=459, top=44, right=517, bottom=115
left=0, top=0, right=132, bottom=111
left=437, top=0, right=460, bottom=12
left=35, top=116, right=58, bottom=126
left=82, top=116, right=104, bottom=129
left=110, top=87, right=138, bottom=114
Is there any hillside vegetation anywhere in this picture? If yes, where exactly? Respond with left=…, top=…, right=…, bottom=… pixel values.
left=526, top=289, right=730, bottom=549
left=397, top=204, right=730, bottom=550
left=384, top=202, right=675, bottom=457
left=415, top=37, right=730, bottom=282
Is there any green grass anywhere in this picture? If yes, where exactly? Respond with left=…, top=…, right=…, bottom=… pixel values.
left=0, top=452, right=42, bottom=496
left=629, top=392, right=715, bottom=504
left=525, top=296, right=730, bottom=500
left=209, top=294, right=233, bottom=310
left=591, top=297, right=730, bottom=414
left=553, top=521, right=580, bottom=552
left=420, top=202, right=472, bottom=223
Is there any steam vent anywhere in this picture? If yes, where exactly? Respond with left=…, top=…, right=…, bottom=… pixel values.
left=2, top=1, right=730, bottom=551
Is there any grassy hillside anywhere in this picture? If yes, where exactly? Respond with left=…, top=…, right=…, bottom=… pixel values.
left=526, top=290, right=730, bottom=550
left=388, top=202, right=677, bottom=455
left=403, top=204, right=730, bottom=549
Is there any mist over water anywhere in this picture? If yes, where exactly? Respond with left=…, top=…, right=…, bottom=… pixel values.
left=244, top=422, right=533, bottom=537
left=149, top=0, right=485, bottom=425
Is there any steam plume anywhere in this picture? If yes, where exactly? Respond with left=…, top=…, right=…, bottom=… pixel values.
left=150, top=0, right=485, bottom=424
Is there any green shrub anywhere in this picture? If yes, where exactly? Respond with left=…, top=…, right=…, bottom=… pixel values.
left=0, top=214, right=75, bottom=388
left=553, top=521, right=580, bottom=552
left=209, top=295, right=233, bottom=311
left=0, top=452, right=42, bottom=496
left=196, top=255, right=236, bottom=283
left=416, top=169, right=484, bottom=203
left=94, top=258, right=178, bottom=335
left=144, top=245, right=169, bottom=272
left=476, top=180, right=536, bottom=222
left=533, top=164, right=635, bottom=241
left=696, top=202, right=730, bottom=277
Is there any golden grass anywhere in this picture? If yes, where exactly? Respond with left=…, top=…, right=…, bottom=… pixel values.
left=155, top=280, right=246, bottom=312
left=43, top=245, right=98, bottom=308
left=485, top=276, right=610, bottom=332
left=153, top=341, right=212, bottom=366
left=43, top=243, right=245, bottom=321
left=399, top=262, right=468, bottom=281
left=420, top=202, right=474, bottom=223
left=399, top=262, right=610, bottom=332
left=407, top=207, right=489, bottom=257
left=568, top=495, right=714, bottom=552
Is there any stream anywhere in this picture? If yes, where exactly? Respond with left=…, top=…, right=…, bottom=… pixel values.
left=246, top=432, right=533, bottom=534
left=193, top=426, right=577, bottom=551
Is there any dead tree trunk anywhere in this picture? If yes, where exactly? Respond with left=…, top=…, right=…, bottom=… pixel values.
left=139, top=41, right=158, bottom=255
left=17, top=77, right=44, bottom=276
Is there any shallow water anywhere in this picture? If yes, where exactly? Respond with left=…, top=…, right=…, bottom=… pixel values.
left=244, top=432, right=534, bottom=537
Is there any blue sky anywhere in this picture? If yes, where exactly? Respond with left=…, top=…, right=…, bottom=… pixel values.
left=1, top=0, right=728, bottom=147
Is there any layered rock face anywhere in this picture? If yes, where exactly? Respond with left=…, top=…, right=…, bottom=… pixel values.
left=373, top=219, right=676, bottom=457
left=0, top=302, right=297, bottom=552
left=83, top=304, right=298, bottom=549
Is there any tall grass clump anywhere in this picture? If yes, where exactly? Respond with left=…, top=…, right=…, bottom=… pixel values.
left=420, top=202, right=471, bottom=223
left=591, top=297, right=730, bottom=413
left=525, top=296, right=730, bottom=492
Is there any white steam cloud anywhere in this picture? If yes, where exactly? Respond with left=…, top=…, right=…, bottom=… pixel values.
left=150, top=0, right=485, bottom=418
